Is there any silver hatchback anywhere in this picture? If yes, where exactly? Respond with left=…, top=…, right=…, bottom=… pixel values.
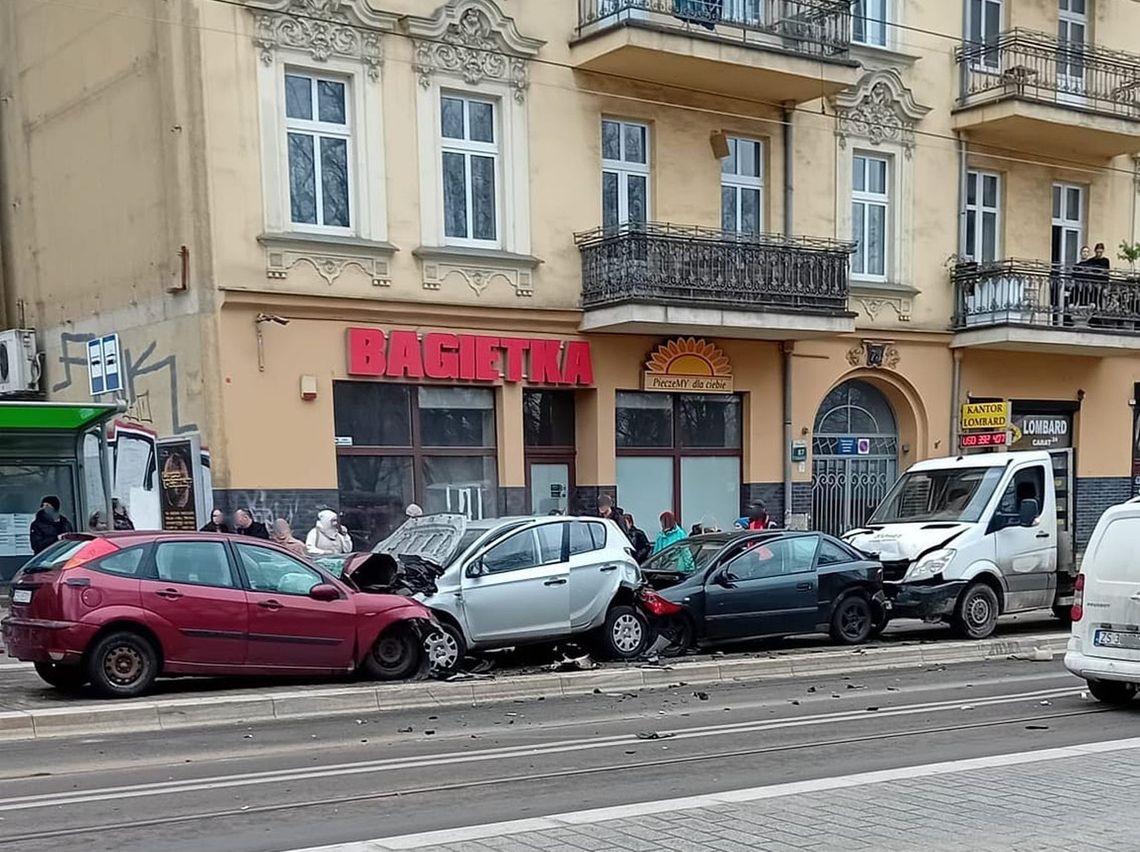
left=373, top=514, right=647, bottom=671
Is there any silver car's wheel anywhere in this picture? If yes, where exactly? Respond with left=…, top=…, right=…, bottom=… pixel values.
left=611, top=612, right=643, bottom=654
left=424, top=622, right=466, bottom=673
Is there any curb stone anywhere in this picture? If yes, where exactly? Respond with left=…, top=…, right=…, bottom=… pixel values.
left=0, top=632, right=1070, bottom=742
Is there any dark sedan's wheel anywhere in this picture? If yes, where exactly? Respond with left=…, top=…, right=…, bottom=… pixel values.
left=830, top=595, right=873, bottom=645
left=1087, top=679, right=1137, bottom=706
left=951, top=582, right=1000, bottom=640
left=34, top=662, right=88, bottom=692
left=363, top=625, right=423, bottom=681
left=600, top=605, right=649, bottom=660
left=657, top=615, right=694, bottom=658
left=86, top=631, right=159, bottom=699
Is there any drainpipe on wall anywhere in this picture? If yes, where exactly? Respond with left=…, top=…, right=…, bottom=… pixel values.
left=957, top=135, right=969, bottom=259
left=782, top=103, right=795, bottom=524
left=950, top=350, right=963, bottom=452
left=783, top=341, right=794, bottom=526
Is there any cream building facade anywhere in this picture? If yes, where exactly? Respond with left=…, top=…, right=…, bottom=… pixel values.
left=3, top=0, right=1140, bottom=549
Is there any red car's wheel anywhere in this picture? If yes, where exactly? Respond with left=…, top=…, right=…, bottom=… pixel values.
left=362, top=625, right=422, bottom=681
left=86, top=630, right=159, bottom=698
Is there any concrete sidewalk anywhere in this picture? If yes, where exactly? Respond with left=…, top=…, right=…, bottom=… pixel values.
left=299, top=737, right=1139, bottom=851
left=0, top=631, right=1067, bottom=742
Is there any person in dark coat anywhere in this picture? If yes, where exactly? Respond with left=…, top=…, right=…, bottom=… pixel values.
left=624, top=513, right=652, bottom=563
left=111, top=498, right=135, bottom=531
left=30, top=495, right=74, bottom=554
left=233, top=508, right=270, bottom=539
left=200, top=508, right=234, bottom=533
left=597, top=494, right=631, bottom=541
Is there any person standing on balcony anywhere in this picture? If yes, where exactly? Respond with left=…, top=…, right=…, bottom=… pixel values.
left=1089, top=243, right=1111, bottom=271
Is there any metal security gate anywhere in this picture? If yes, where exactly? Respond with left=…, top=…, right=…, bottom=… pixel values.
left=811, top=380, right=899, bottom=536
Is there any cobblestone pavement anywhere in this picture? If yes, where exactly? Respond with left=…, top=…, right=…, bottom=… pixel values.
left=383, top=742, right=1139, bottom=851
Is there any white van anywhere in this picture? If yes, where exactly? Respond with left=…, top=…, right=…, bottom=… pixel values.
left=1064, top=499, right=1140, bottom=705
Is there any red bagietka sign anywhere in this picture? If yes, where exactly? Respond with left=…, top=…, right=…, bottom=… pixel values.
left=347, top=328, right=594, bottom=386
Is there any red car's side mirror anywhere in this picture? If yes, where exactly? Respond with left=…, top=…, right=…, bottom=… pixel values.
left=309, top=583, right=341, bottom=602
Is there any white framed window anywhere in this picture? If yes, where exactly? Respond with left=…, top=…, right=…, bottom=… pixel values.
left=284, top=71, right=353, bottom=231
left=723, top=0, right=762, bottom=26
left=968, top=0, right=1004, bottom=69
left=720, top=137, right=764, bottom=235
left=964, top=170, right=1001, bottom=263
left=602, top=119, right=650, bottom=227
left=1057, top=0, right=1088, bottom=94
left=440, top=93, right=500, bottom=247
left=1052, top=182, right=1085, bottom=265
left=852, top=0, right=889, bottom=47
left=852, top=153, right=890, bottom=281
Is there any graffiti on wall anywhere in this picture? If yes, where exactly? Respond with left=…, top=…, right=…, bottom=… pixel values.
left=52, top=332, right=198, bottom=434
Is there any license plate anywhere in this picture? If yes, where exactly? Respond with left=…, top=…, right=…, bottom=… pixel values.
left=12, top=589, right=31, bottom=604
left=1094, top=629, right=1140, bottom=650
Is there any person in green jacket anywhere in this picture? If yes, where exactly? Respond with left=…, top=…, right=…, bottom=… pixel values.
left=653, top=511, right=696, bottom=573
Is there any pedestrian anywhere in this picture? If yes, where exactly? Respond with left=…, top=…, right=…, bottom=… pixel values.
left=597, top=494, right=631, bottom=540
left=734, top=516, right=749, bottom=530
left=306, top=509, right=353, bottom=555
left=747, top=502, right=771, bottom=530
left=233, top=508, right=270, bottom=539
left=405, top=503, right=424, bottom=519
left=200, top=508, right=233, bottom=533
left=1089, top=242, right=1111, bottom=271
left=652, top=510, right=687, bottom=555
left=272, top=518, right=309, bottom=557
left=30, top=496, right=74, bottom=554
left=111, top=498, right=134, bottom=531
left=624, top=513, right=652, bottom=563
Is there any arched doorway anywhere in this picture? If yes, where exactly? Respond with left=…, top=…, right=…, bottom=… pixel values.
left=811, top=379, right=899, bottom=536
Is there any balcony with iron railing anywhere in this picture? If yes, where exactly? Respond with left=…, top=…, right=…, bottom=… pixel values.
left=571, top=0, right=859, bottom=103
left=954, top=29, right=1140, bottom=159
left=576, top=222, right=855, bottom=338
left=951, top=259, right=1140, bottom=354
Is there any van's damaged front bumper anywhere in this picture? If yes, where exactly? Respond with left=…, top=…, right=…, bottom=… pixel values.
left=884, top=579, right=966, bottom=622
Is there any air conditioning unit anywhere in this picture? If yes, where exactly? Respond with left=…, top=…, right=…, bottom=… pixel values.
left=0, top=329, right=40, bottom=396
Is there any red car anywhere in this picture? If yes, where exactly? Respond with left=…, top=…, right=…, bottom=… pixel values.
left=1, top=532, right=438, bottom=698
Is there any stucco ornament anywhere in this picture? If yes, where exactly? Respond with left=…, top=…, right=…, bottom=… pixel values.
left=402, top=0, right=544, bottom=102
left=832, top=69, right=930, bottom=157
left=249, top=0, right=398, bottom=81
left=847, top=340, right=901, bottom=370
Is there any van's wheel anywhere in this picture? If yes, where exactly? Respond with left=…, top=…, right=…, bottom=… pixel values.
left=830, top=595, right=873, bottom=645
left=424, top=621, right=467, bottom=675
left=951, top=583, right=1000, bottom=640
left=1087, top=679, right=1137, bottom=706
left=362, top=625, right=422, bottom=681
left=86, top=631, right=159, bottom=699
left=600, top=605, right=649, bottom=660
left=34, top=662, right=88, bottom=692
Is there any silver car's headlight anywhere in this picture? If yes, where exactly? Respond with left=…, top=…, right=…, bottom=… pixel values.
left=905, top=549, right=955, bottom=582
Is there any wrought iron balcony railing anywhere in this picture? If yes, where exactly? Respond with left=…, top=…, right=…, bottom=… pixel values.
left=576, top=222, right=853, bottom=314
left=952, top=259, right=1140, bottom=333
left=957, top=29, right=1140, bottom=120
left=576, top=0, right=853, bottom=59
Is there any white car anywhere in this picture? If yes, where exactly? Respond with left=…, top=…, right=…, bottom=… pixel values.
left=371, top=514, right=647, bottom=672
left=1064, top=498, right=1140, bottom=705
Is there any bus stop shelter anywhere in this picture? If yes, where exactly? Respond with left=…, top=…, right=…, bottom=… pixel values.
left=0, top=402, right=120, bottom=584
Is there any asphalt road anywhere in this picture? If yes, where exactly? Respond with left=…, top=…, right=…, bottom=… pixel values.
left=0, top=656, right=1125, bottom=852
left=0, top=610, right=1064, bottom=711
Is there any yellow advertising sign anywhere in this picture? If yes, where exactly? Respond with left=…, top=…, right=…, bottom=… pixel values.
left=642, top=338, right=734, bottom=394
left=961, top=401, right=1010, bottom=432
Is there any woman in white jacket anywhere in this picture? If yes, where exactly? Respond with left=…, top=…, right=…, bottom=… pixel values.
left=306, top=509, right=353, bottom=555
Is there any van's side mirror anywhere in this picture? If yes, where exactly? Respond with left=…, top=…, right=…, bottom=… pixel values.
left=1018, top=498, right=1040, bottom=528
left=466, top=559, right=485, bottom=578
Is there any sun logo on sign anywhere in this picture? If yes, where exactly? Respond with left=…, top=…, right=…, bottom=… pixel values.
left=645, top=338, right=732, bottom=378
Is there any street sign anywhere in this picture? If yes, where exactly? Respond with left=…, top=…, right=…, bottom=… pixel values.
left=791, top=440, right=807, bottom=463
left=836, top=437, right=858, bottom=456
left=87, top=334, right=122, bottom=396
left=961, top=401, right=1010, bottom=431
left=960, top=430, right=1008, bottom=449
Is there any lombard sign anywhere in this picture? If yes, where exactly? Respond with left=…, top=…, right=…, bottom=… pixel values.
left=642, top=337, right=733, bottom=394
left=1011, top=413, right=1072, bottom=451
left=347, top=328, right=594, bottom=386
left=961, top=401, right=1010, bottom=432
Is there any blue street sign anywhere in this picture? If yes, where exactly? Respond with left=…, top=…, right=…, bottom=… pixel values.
left=836, top=437, right=858, bottom=456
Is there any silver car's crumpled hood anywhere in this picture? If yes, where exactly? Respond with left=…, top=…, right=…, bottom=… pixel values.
left=373, top=514, right=468, bottom=566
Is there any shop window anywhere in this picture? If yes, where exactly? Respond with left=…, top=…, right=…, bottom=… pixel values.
left=617, top=393, right=741, bottom=535
left=524, top=391, right=576, bottom=447
left=334, top=382, right=498, bottom=547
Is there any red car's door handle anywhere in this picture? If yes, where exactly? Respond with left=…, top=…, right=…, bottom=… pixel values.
left=155, top=588, right=183, bottom=600
left=257, top=599, right=283, bottom=610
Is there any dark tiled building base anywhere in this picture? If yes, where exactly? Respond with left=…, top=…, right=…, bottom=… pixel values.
left=1075, top=477, right=1132, bottom=548
left=743, top=482, right=812, bottom=526
left=499, top=486, right=528, bottom=516
left=572, top=485, right=618, bottom=516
